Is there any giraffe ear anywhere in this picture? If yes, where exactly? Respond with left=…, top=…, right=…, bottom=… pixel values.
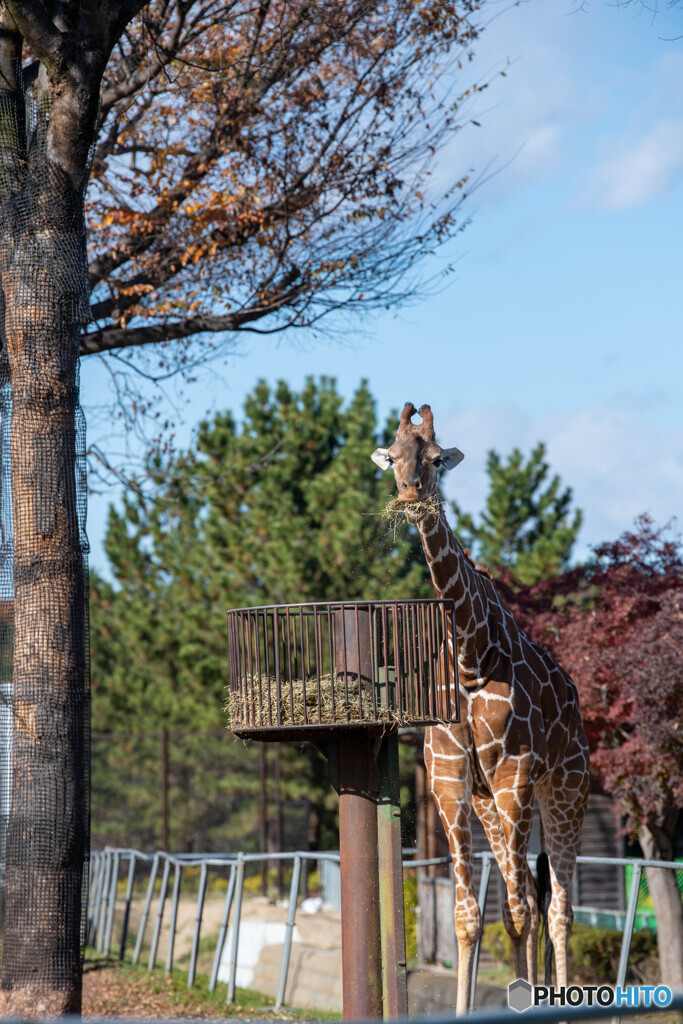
left=371, top=447, right=393, bottom=471
left=441, top=447, right=465, bottom=470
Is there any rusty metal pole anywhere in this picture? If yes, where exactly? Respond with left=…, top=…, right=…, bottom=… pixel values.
left=377, top=732, right=408, bottom=1018
left=338, top=731, right=383, bottom=1019
left=415, top=748, right=428, bottom=874
left=275, top=743, right=284, bottom=898
left=259, top=743, right=268, bottom=895
left=335, top=607, right=383, bottom=1019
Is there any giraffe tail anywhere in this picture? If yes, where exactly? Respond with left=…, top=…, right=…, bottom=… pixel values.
left=536, top=850, right=554, bottom=986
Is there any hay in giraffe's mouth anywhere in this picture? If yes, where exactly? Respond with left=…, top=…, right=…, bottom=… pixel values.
left=381, top=494, right=445, bottom=533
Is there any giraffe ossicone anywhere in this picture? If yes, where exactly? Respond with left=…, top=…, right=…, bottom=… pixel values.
left=372, top=402, right=590, bottom=1016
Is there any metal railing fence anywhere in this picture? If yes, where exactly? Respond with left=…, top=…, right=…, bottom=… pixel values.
left=86, top=847, right=683, bottom=1012
left=86, top=847, right=341, bottom=1008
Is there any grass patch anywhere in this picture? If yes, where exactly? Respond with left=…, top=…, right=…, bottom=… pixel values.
left=83, top=953, right=342, bottom=1019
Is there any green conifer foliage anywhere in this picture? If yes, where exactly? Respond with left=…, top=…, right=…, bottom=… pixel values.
left=90, top=378, right=430, bottom=851
left=451, top=442, right=582, bottom=585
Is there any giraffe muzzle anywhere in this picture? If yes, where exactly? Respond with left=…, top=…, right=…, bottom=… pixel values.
left=399, top=486, right=423, bottom=502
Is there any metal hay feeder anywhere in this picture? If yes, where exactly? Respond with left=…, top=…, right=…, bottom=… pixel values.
left=227, top=599, right=459, bottom=740
left=226, top=598, right=460, bottom=1019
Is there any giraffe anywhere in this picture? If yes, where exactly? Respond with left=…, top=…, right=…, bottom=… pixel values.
left=372, top=402, right=590, bottom=1015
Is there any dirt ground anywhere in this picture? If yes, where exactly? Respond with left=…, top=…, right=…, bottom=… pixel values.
left=82, top=959, right=306, bottom=1019
left=83, top=893, right=341, bottom=1019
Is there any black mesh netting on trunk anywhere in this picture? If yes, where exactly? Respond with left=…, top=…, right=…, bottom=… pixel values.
left=0, top=80, right=91, bottom=999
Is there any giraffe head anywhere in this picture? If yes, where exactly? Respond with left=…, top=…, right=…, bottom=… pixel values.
left=371, top=402, right=464, bottom=502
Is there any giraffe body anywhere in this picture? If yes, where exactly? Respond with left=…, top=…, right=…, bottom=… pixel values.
left=372, top=403, right=589, bottom=1015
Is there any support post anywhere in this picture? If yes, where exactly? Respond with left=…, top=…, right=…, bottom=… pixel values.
left=377, top=733, right=408, bottom=1019
left=612, top=861, right=643, bottom=1024
left=120, top=852, right=137, bottom=961
left=166, top=861, right=183, bottom=974
left=149, top=855, right=171, bottom=971
left=471, top=851, right=493, bottom=1007
left=187, top=861, right=208, bottom=988
left=276, top=855, right=302, bottom=1009
left=104, top=850, right=120, bottom=957
left=133, top=854, right=159, bottom=966
left=226, top=853, right=245, bottom=1004
left=338, top=731, right=382, bottom=1019
left=209, top=864, right=236, bottom=992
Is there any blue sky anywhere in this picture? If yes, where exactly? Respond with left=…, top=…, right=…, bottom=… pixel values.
left=82, top=0, right=683, bottom=576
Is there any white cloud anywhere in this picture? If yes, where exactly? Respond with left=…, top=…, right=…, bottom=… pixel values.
left=428, top=2, right=581, bottom=199
left=439, top=400, right=682, bottom=557
left=587, top=118, right=683, bottom=209
left=445, top=3, right=683, bottom=212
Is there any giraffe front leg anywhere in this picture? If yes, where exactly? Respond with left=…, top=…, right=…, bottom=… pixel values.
left=434, top=797, right=481, bottom=1015
left=454, top=887, right=482, bottom=1016
left=426, top=730, right=481, bottom=1014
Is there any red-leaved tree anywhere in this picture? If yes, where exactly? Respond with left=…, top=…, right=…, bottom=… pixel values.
left=509, top=515, right=683, bottom=988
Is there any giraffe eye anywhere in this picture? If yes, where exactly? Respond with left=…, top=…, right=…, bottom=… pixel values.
left=433, top=457, right=444, bottom=467
left=386, top=455, right=394, bottom=465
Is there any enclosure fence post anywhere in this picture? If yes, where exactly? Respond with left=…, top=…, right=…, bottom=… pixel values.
left=120, top=852, right=137, bottom=961
left=276, top=855, right=302, bottom=1009
left=133, top=853, right=159, bottom=966
left=97, top=849, right=112, bottom=952
left=612, top=861, right=643, bottom=1024
left=166, top=861, right=183, bottom=975
left=226, top=853, right=245, bottom=1004
left=149, top=854, right=171, bottom=971
left=187, top=860, right=209, bottom=988
left=87, top=852, right=103, bottom=947
left=209, top=863, right=236, bottom=992
left=104, top=849, right=120, bottom=956
left=84, top=853, right=95, bottom=945
left=471, top=851, right=493, bottom=1008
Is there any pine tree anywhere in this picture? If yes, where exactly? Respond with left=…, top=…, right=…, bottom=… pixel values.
left=452, top=442, right=582, bottom=585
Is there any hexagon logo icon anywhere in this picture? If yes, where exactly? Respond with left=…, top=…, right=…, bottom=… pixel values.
left=508, top=978, right=533, bottom=1012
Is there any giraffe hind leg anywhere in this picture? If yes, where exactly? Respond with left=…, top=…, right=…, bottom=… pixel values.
left=537, top=768, right=589, bottom=988
left=490, top=777, right=536, bottom=982
left=473, top=792, right=539, bottom=985
left=437, top=793, right=481, bottom=1014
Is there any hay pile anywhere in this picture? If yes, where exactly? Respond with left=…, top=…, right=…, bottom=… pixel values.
left=381, top=494, right=445, bottom=535
left=226, top=674, right=396, bottom=729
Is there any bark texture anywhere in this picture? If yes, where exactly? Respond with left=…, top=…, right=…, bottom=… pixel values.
left=0, top=49, right=91, bottom=1008
left=639, top=825, right=683, bottom=991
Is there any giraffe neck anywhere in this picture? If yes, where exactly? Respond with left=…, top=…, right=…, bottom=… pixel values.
left=413, top=503, right=498, bottom=680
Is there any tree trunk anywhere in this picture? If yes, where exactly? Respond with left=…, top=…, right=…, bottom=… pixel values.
left=638, top=825, right=683, bottom=991
left=0, top=166, right=90, bottom=1015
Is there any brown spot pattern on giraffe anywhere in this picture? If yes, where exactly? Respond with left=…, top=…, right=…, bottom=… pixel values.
left=372, top=403, right=590, bottom=1013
